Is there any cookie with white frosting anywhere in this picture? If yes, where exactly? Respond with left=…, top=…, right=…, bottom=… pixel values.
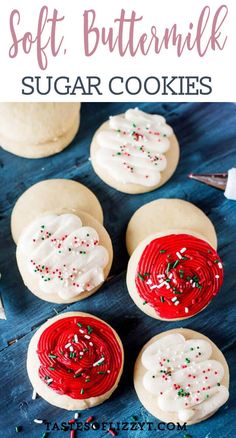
left=90, top=108, right=179, bottom=194
left=11, top=179, right=104, bottom=243
left=27, top=312, right=124, bottom=410
left=134, top=328, right=229, bottom=425
left=0, top=103, right=81, bottom=159
left=16, top=211, right=113, bottom=304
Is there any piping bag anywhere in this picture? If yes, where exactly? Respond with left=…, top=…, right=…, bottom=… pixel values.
left=189, top=168, right=236, bottom=201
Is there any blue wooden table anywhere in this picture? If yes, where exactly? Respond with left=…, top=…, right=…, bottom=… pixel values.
left=0, top=103, right=236, bottom=438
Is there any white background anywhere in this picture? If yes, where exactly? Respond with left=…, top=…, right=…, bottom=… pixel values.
left=0, top=0, right=235, bottom=101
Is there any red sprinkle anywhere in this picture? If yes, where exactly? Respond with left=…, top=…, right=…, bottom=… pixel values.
left=69, top=419, right=75, bottom=424
left=85, top=416, right=93, bottom=424
left=108, top=429, right=117, bottom=437
left=70, top=430, right=75, bottom=438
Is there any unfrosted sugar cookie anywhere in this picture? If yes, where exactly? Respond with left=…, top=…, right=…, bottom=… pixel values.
left=127, top=232, right=223, bottom=320
left=16, top=212, right=113, bottom=304
left=126, top=198, right=217, bottom=256
left=11, top=179, right=103, bottom=243
left=134, top=328, right=229, bottom=425
left=27, top=312, right=124, bottom=410
left=0, top=103, right=81, bottom=158
left=90, top=108, right=179, bottom=194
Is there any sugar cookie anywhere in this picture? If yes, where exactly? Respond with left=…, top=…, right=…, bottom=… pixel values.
left=90, top=108, right=179, bottom=194
left=11, top=179, right=103, bottom=243
left=134, top=328, right=229, bottom=425
left=27, top=312, right=124, bottom=410
left=17, top=211, right=113, bottom=304
left=127, top=232, right=223, bottom=320
left=126, top=199, right=217, bottom=255
left=0, top=103, right=81, bottom=158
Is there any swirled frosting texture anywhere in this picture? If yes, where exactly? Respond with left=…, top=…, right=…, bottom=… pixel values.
left=18, top=214, right=109, bottom=300
left=135, top=234, right=223, bottom=319
left=95, top=108, right=173, bottom=186
left=37, top=316, right=123, bottom=399
left=142, top=333, right=229, bottom=422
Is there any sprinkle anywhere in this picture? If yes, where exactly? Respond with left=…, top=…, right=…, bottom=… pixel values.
left=176, top=252, right=182, bottom=259
left=79, top=329, right=84, bottom=334
left=49, top=367, right=55, bottom=370
left=85, top=416, right=93, bottom=423
left=131, top=415, right=138, bottom=422
left=42, top=434, right=48, bottom=438
left=80, top=388, right=85, bottom=394
left=93, top=357, right=105, bottom=367
left=215, top=275, right=220, bottom=279
left=171, top=297, right=177, bottom=302
left=160, top=296, right=165, bottom=302
left=74, top=413, right=79, bottom=419
left=87, top=325, right=93, bottom=334
left=108, top=429, right=117, bottom=437
left=68, top=419, right=75, bottom=424
left=70, top=431, right=75, bottom=438
left=32, top=389, right=37, bottom=400
left=174, top=300, right=180, bottom=306
left=34, top=419, right=44, bottom=424
left=65, top=343, right=71, bottom=349
left=69, top=346, right=74, bottom=352
left=218, top=262, right=223, bottom=269
left=46, top=378, right=53, bottom=385
left=173, top=260, right=180, bottom=268
left=185, top=307, right=189, bottom=313
left=89, top=342, right=94, bottom=346
left=160, top=250, right=166, bottom=254
left=48, top=354, right=57, bottom=358
left=166, top=262, right=171, bottom=273
left=137, top=273, right=145, bottom=281
left=15, top=426, right=22, bottom=433
left=180, top=248, right=187, bottom=253
left=77, top=323, right=82, bottom=327
left=84, top=335, right=91, bottom=339
left=74, top=334, right=79, bottom=343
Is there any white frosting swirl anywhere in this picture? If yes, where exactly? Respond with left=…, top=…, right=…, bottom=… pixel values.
left=95, top=108, right=173, bottom=187
left=142, top=333, right=229, bottom=422
left=18, top=214, right=109, bottom=300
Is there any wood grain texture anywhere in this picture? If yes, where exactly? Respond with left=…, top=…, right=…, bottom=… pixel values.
left=0, top=102, right=236, bottom=437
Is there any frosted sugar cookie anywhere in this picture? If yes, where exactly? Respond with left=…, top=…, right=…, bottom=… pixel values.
left=134, top=328, right=229, bottom=425
left=27, top=312, right=124, bottom=410
left=11, top=179, right=103, bottom=243
left=16, top=211, right=113, bottom=304
left=0, top=103, right=81, bottom=158
left=127, top=232, right=223, bottom=320
left=90, top=108, right=179, bottom=194
left=126, top=198, right=217, bottom=255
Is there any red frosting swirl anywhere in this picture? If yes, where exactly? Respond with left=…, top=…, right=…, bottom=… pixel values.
left=135, top=234, right=223, bottom=319
left=37, top=316, right=123, bottom=399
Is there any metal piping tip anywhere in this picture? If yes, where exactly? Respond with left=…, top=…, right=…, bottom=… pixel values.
left=188, top=172, right=228, bottom=191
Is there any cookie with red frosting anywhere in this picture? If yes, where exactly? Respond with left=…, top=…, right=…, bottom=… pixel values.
left=127, top=232, right=223, bottom=320
left=27, top=312, right=124, bottom=410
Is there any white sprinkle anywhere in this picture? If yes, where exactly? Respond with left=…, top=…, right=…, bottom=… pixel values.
left=84, top=335, right=91, bottom=339
left=218, top=262, right=223, bottom=269
left=93, top=357, right=105, bottom=367
left=74, top=334, right=79, bottom=343
left=215, top=275, right=220, bottom=279
left=65, top=343, right=71, bottom=349
left=34, top=419, right=43, bottom=424
left=163, top=281, right=170, bottom=289
left=168, top=273, right=173, bottom=279
left=146, top=279, right=152, bottom=285
left=107, top=370, right=111, bottom=374
left=89, top=342, right=93, bottom=346
left=172, top=297, right=177, bottom=302
left=176, top=252, right=182, bottom=259
left=190, top=279, right=193, bottom=284
left=47, top=378, right=53, bottom=384
left=74, top=413, right=79, bottom=420
left=192, top=282, right=196, bottom=288
left=180, top=248, right=187, bottom=254
left=185, top=307, right=189, bottom=313
left=80, top=351, right=84, bottom=356
left=150, top=284, right=160, bottom=289
left=69, top=346, right=74, bottom=352
left=174, top=300, right=180, bottom=306
left=157, top=274, right=165, bottom=278
left=32, top=389, right=37, bottom=400
left=79, top=329, right=85, bottom=333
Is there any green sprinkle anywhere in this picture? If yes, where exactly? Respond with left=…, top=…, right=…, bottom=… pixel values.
left=74, top=373, right=82, bottom=378
left=184, top=435, right=192, bottom=438
left=160, top=296, right=165, bottom=302
left=15, top=426, right=22, bottom=433
left=173, top=260, right=180, bottom=268
left=49, top=367, right=55, bottom=370
left=166, top=262, right=172, bottom=273
left=143, top=301, right=147, bottom=305
left=160, top=250, right=166, bottom=254
left=97, top=371, right=105, bottom=374
left=185, top=358, right=191, bottom=364
left=116, top=152, right=121, bottom=155
left=143, top=272, right=150, bottom=276
left=77, top=323, right=82, bottom=327
left=131, top=415, right=138, bottom=421
left=87, top=325, right=93, bottom=334
left=85, top=378, right=91, bottom=382
left=80, top=388, right=84, bottom=395
left=42, top=433, right=48, bottom=438
left=48, top=353, right=57, bottom=359
left=214, top=259, right=220, bottom=263
left=137, top=273, right=145, bottom=281
left=182, top=256, right=189, bottom=261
